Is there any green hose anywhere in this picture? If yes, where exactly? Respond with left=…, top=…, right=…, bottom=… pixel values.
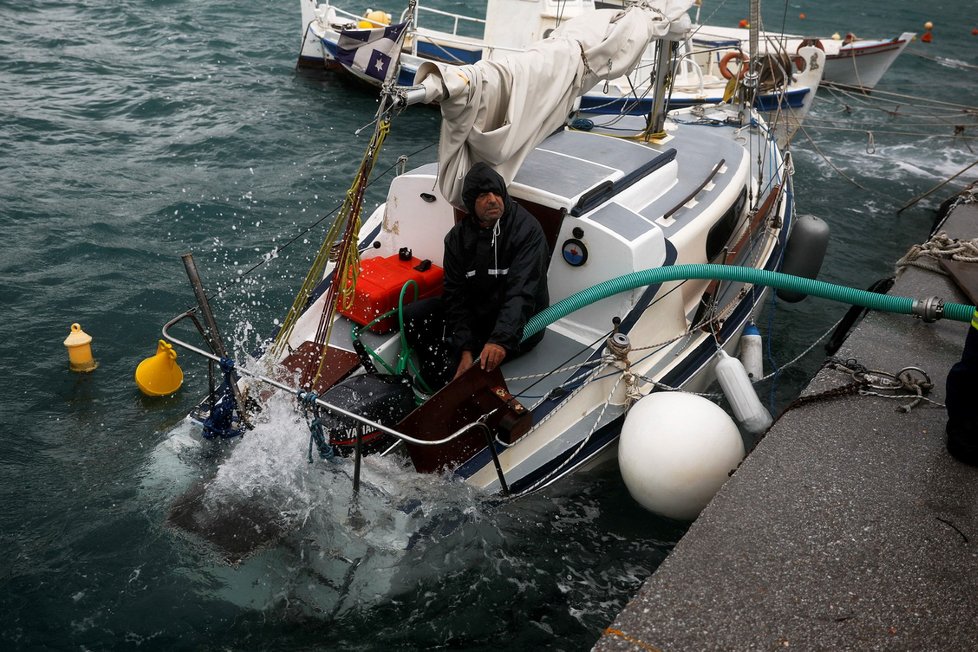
left=522, top=264, right=976, bottom=341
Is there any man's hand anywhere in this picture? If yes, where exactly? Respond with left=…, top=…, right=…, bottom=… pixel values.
left=479, top=343, right=506, bottom=372
left=454, top=350, right=475, bottom=380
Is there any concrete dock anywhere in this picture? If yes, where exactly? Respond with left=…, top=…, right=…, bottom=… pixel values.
left=595, top=199, right=978, bottom=651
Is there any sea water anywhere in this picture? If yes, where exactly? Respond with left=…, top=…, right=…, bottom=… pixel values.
left=1, top=0, right=976, bottom=648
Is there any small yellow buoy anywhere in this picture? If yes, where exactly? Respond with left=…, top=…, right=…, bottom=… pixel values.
left=924, top=21, right=934, bottom=31
left=64, top=323, right=97, bottom=372
left=135, top=339, right=184, bottom=396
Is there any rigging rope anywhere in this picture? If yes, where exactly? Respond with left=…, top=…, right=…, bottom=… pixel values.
left=795, top=121, right=885, bottom=196
left=269, top=1, right=418, bottom=370
left=894, top=230, right=978, bottom=276
left=271, top=117, right=392, bottom=365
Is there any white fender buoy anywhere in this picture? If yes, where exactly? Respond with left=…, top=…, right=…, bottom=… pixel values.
left=716, top=350, right=773, bottom=435
left=739, top=322, right=764, bottom=382
left=618, top=392, right=745, bottom=521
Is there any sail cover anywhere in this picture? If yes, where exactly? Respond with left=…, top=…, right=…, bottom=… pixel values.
left=414, top=0, right=693, bottom=207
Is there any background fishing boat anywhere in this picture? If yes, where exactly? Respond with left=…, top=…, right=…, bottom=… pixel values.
left=597, top=0, right=915, bottom=89
left=299, top=0, right=826, bottom=124
left=691, top=24, right=915, bottom=90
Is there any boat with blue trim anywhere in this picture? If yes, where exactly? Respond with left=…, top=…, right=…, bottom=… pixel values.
left=161, top=1, right=812, bottom=562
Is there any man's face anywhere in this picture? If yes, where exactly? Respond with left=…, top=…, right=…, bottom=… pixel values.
left=474, top=191, right=504, bottom=225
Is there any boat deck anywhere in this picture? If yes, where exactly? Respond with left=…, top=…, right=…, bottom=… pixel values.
left=595, top=201, right=978, bottom=651
left=502, top=328, right=597, bottom=409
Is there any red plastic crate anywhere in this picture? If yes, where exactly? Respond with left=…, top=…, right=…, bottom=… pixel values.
left=338, top=254, right=444, bottom=333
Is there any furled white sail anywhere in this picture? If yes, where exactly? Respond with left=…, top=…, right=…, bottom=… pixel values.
left=414, top=0, right=693, bottom=207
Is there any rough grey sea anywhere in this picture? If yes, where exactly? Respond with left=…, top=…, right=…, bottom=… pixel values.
left=2, top=0, right=976, bottom=649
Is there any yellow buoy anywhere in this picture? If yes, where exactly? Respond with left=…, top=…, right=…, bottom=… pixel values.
left=135, top=339, right=184, bottom=396
left=924, top=21, right=934, bottom=31
left=358, top=9, right=391, bottom=28
left=64, top=323, right=97, bottom=372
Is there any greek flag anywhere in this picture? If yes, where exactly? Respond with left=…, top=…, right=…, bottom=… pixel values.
left=329, top=22, right=407, bottom=82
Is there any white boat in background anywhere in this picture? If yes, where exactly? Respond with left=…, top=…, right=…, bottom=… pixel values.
left=690, top=25, right=914, bottom=90
left=298, top=0, right=825, bottom=123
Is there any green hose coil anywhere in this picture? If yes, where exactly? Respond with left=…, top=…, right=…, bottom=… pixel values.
left=522, top=264, right=975, bottom=341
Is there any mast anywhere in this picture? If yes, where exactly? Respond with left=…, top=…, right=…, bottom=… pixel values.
left=742, top=0, right=760, bottom=106
left=646, top=38, right=674, bottom=138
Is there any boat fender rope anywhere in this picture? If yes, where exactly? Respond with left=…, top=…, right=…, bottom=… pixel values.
left=523, top=369, right=625, bottom=494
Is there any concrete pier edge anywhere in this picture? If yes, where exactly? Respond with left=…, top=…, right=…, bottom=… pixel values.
left=595, top=199, right=978, bottom=651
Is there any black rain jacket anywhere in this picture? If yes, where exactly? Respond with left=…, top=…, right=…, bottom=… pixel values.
left=442, top=163, right=550, bottom=355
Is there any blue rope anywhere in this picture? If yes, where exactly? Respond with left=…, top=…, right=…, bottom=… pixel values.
left=202, top=357, right=245, bottom=440
left=298, top=391, right=336, bottom=462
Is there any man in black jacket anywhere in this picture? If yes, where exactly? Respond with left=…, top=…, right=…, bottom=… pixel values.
left=404, top=162, right=550, bottom=388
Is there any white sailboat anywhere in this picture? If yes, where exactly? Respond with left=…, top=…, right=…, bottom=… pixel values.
left=158, top=1, right=816, bottom=586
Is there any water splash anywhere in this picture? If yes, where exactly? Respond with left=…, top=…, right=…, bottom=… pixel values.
left=149, top=389, right=500, bottom=616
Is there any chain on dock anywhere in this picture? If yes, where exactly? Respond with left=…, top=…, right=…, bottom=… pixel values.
left=782, top=357, right=940, bottom=414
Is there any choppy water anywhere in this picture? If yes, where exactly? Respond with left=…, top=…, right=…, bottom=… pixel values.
left=2, top=0, right=976, bottom=649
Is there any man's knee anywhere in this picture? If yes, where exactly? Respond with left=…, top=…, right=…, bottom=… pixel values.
left=403, top=296, right=443, bottom=332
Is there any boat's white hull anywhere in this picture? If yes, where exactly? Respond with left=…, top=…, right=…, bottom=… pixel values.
left=153, top=3, right=801, bottom=614
left=820, top=36, right=914, bottom=89
left=264, top=102, right=793, bottom=498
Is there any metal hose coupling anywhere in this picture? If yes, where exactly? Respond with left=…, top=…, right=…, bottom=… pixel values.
left=911, top=296, right=945, bottom=322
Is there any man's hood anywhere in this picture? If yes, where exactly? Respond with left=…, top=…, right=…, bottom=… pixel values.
left=460, top=162, right=512, bottom=217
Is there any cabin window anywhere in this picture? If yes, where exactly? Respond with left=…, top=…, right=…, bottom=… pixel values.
left=705, top=187, right=748, bottom=261
left=517, top=200, right=565, bottom=259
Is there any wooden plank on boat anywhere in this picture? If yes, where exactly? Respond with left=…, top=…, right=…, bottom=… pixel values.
left=279, top=341, right=361, bottom=394
left=940, top=258, right=978, bottom=307
left=398, top=365, right=531, bottom=474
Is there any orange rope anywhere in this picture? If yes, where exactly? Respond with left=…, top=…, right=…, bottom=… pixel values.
left=602, top=627, right=664, bottom=652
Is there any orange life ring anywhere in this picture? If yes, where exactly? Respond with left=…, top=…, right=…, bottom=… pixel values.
left=719, top=51, right=749, bottom=80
